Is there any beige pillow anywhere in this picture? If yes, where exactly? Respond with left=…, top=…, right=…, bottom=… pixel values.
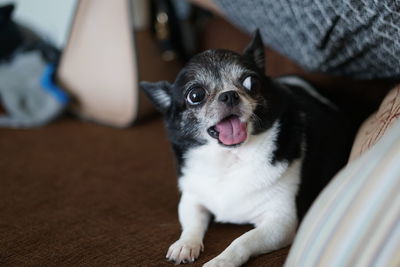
left=349, top=85, right=400, bottom=161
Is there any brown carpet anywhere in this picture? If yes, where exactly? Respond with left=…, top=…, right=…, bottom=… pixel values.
left=0, top=118, right=288, bottom=266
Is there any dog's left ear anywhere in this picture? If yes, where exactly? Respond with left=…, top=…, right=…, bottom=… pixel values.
left=244, top=29, right=265, bottom=72
left=140, top=81, right=172, bottom=114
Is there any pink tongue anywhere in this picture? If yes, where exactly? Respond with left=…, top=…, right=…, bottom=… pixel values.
left=216, top=116, right=247, bottom=145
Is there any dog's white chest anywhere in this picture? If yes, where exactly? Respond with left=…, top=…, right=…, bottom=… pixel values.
left=179, top=128, right=301, bottom=225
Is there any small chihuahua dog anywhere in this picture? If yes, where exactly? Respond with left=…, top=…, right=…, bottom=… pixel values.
left=141, top=31, right=351, bottom=267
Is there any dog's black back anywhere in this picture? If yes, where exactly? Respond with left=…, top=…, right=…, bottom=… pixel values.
left=273, top=78, right=353, bottom=219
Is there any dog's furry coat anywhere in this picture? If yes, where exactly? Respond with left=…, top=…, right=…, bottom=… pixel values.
left=141, top=31, right=352, bottom=266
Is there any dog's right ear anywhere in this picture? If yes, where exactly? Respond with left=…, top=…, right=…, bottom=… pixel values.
left=140, top=81, right=172, bottom=114
left=244, top=29, right=265, bottom=73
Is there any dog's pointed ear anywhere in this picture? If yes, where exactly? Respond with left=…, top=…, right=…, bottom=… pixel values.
left=244, top=29, right=265, bottom=72
left=140, top=81, right=172, bottom=114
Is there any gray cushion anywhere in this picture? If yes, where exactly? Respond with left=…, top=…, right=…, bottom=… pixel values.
left=215, top=0, right=400, bottom=79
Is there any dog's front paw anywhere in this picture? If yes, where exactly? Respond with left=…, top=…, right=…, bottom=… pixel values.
left=166, top=238, right=204, bottom=264
left=203, top=258, right=237, bottom=267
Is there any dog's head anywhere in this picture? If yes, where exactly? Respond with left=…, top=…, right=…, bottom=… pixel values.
left=141, top=31, right=282, bottom=148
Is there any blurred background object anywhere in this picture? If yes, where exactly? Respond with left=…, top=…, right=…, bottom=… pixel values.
left=55, top=0, right=207, bottom=127
left=0, top=0, right=201, bottom=128
left=56, top=0, right=141, bottom=128
left=0, top=3, right=67, bottom=128
left=150, top=0, right=207, bottom=61
left=0, top=0, right=76, bottom=48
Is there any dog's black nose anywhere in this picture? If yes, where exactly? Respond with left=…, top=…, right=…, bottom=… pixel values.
left=218, top=91, right=240, bottom=107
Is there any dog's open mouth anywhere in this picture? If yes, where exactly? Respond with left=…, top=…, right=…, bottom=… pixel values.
left=207, top=115, right=247, bottom=146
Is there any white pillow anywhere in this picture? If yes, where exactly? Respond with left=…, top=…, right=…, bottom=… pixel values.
left=285, top=119, right=400, bottom=267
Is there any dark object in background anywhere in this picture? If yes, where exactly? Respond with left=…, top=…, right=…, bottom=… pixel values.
left=0, top=4, right=22, bottom=60
left=150, top=0, right=209, bottom=62
left=0, top=4, right=59, bottom=63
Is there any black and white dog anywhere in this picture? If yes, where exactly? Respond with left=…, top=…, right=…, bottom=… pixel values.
left=141, top=31, right=351, bottom=267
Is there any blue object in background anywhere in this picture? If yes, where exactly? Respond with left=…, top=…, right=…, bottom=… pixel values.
left=41, top=63, right=69, bottom=105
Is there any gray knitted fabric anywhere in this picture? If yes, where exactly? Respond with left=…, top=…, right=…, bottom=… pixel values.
left=214, top=0, right=400, bottom=80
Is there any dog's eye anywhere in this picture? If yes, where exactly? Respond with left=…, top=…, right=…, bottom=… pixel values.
left=186, top=87, right=207, bottom=105
left=242, top=76, right=258, bottom=91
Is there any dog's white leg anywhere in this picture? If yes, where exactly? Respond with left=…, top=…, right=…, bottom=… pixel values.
left=203, top=216, right=297, bottom=267
left=166, top=193, right=211, bottom=264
